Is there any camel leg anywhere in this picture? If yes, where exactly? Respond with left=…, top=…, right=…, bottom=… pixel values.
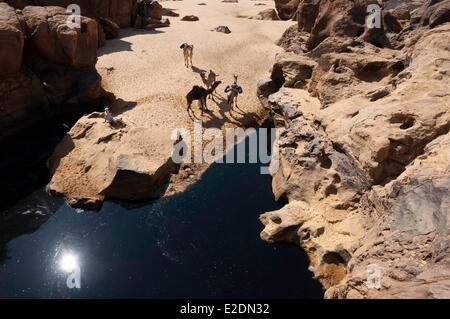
left=187, top=101, right=192, bottom=113
left=203, top=97, right=208, bottom=111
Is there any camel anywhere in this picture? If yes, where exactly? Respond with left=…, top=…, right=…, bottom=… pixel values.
left=180, top=43, right=194, bottom=68
left=186, top=81, right=222, bottom=114
left=199, top=70, right=219, bottom=99
left=225, top=74, right=243, bottom=110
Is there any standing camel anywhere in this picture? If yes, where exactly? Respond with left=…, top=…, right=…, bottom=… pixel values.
left=186, top=81, right=222, bottom=115
left=199, top=70, right=219, bottom=99
left=180, top=43, right=194, bottom=68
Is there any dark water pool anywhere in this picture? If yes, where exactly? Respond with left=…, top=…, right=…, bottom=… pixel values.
left=0, top=131, right=323, bottom=299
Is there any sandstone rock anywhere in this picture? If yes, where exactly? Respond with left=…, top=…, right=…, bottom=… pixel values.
left=297, top=0, right=320, bottom=32
left=326, top=131, right=450, bottom=298
left=365, top=86, right=392, bottom=101
left=143, top=17, right=170, bottom=29
left=181, top=15, right=199, bottom=21
left=276, top=25, right=309, bottom=54
left=250, top=8, right=280, bottom=20
left=21, top=6, right=98, bottom=67
left=413, top=0, right=450, bottom=28
left=5, top=0, right=137, bottom=28
left=136, top=0, right=162, bottom=20
left=257, top=78, right=280, bottom=107
left=299, top=0, right=389, bottom=51
left=0, top=2, right=24, bottom=77
left=260, top=3, right=450, bottom=298
left=271, top=52, right=317, bottom=88
left=212, top=25, right=231, bottom=33
left=274, top=0, right=299, bottom=20
left=161, top=7, right=179, bottom=17
left=0, top=3, right=102, bottom=140
left=308, top=42, right=405, bottom=107
left=97, top=22, right=106, bottom=47
left=98, top=17, right=120, bottom=39
left=47, top=112, right=179, bottom=209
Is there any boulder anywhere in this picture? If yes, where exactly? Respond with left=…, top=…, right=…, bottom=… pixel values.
left=47, top=113, right=179, bottom=209
left=0, top=3, right=24, bottom=77
left=98, top=17, right=120, bottom=39
left=250, top=8, right=280, bottom=20
left=21, top=6, right=98, bottom=68
left=181, top=15, right=199, bottom=21
left=271, top=52, right=317, bottom=88
left=161, top=7, right=179, bottom=17
left=212, top=25, right=231, bottom=33
left=0, top=3, right=102, bottom=140
left=136, top=0, right=162, bottom=20
left=143, top=17, right=169, bottom=29
left=423, top=0, right=450, bottom=28
left=274, top=0, right=300, bottom=20
left=4, top=0, right=138, bottom=28
left=276, top=24, right=308, bottom=54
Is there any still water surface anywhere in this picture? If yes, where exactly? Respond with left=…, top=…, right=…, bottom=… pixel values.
left=0, top=132, right=323, bottom=298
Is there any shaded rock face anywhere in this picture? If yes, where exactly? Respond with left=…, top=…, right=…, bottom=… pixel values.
left=260, top=0, right=450, bottom=298
left=3, top=0, right=137, bottom=27
left=0, top=3, right=103, bottom=140
left=274, top=0, right=300, bottom=20
left=0, top=3, right=23, bottom=76
left=3, top=1, right=170, bottom=38
left=47, top=113, right=178, bottom=210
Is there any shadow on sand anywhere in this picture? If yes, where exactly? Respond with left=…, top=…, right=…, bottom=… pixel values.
left=98, top=28, right=166, bottom=56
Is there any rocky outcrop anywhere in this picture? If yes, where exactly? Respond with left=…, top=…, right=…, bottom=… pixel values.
left=2, top=1, right=171, bottom=40
left=3, top=0, right=137, bottom=27
left=47, top=112, right=179, bottom=210
left=0, top=3, right=103, bottom=140
left=259, top=0, right=450, bottom=298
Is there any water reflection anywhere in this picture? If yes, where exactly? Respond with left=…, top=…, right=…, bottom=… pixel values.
left=0, top=131, right=324, bottom=298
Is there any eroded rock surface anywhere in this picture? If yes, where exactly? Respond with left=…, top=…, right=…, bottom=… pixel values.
left=0, top=3, right=102, bottom=139
left=47, top=112, right=178, bottom=210
left=260, top=0, right=450, bottom=298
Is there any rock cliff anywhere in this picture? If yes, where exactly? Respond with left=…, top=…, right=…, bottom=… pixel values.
left=0, top=2, right=103, bottom=140
left=260, top=0, right=450, bottom=298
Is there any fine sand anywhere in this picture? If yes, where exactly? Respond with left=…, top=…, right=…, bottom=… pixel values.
left=97, top=0, right=293, bottom=133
